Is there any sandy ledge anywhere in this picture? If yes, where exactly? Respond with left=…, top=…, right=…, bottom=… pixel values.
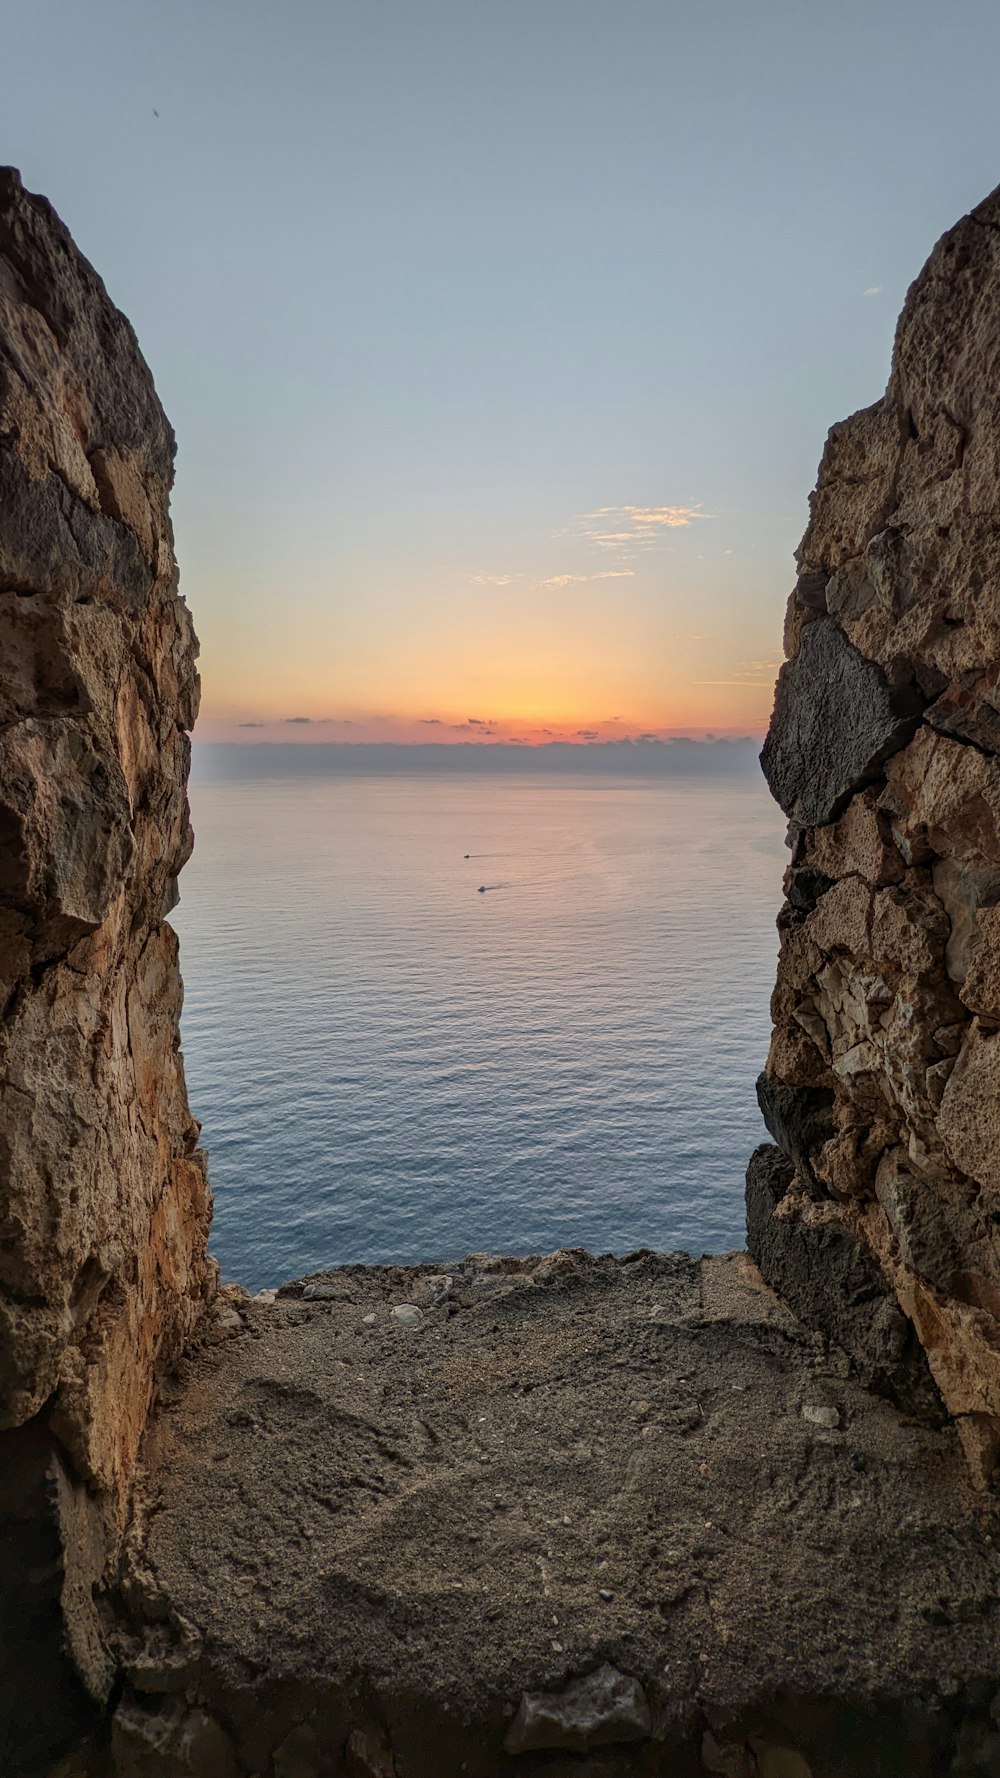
left=93, top=1246, right=1000, bottom=1777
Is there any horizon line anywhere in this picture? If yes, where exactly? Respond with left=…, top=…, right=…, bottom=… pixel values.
left=194, top=734, right=759, bottom=750
left=190, top=736, right=766, bottom=782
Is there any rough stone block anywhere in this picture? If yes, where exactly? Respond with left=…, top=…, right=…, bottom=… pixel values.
left=760, top=618, right=924, bottom=827
left=745, top=1146, right=940, bottom=1416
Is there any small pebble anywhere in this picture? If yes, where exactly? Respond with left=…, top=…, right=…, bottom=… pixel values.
left=362, top=1312, right=377, bottom=1326
left=254, top=1289, right=277, bottom=1305
left=598, top=1588, right=614, bottom=1602
left=801, top=1403, right=841, bottom=1429
left=391, top=1304, right=424, bottom=1329
left=218, top=1309, right=242, bottom=1331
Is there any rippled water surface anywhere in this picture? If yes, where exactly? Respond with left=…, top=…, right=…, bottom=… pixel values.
left=174, top=772, right=786, bottom=1290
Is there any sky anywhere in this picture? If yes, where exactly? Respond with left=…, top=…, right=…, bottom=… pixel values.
left=6, top=1, right=1000, bottom=744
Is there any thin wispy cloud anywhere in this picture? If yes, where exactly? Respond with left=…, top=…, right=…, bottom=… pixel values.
left=539, top=569, right=637, bottom=588
left=472, top=502, right=707, bottom=592
left=582, top=504, right=712, bottom=551
left=863, top=285, right=881, bottom=297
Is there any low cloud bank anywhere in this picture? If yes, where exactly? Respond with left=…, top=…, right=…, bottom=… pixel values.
left=191, top=738, right=762, bottom=782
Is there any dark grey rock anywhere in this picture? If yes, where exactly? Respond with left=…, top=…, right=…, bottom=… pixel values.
left=795, top=570, right=831, bottom=612
left=746, top=1145, right=942, bottom=1419
left=760, top=618, right=925, bottom=826
left=787, top=868, right=835, bottom=914
left=0, top=1423, right=107, bottom=1777
left=755, top=1074, right=835, bottom=1183
left=504, top=1663, right=651, bottom=1755
left=875, top=1166, right=992, bottom=1304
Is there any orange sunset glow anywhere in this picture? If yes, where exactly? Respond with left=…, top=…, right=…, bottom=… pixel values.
left=189, top=506, right=786, bottom=746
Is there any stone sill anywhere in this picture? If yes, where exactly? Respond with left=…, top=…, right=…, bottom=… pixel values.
left=64, top=1246, right=1000, bottom=1777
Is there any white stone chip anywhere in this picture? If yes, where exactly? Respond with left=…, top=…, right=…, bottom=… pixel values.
left=801, top=1403, right=841, bottom=1429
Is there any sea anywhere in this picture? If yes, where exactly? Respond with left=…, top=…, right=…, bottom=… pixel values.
left=173, top=761, right=787, bottom=1292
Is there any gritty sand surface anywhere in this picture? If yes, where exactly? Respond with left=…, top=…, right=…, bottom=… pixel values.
left=121, top=1249, right=1000, bottom=1775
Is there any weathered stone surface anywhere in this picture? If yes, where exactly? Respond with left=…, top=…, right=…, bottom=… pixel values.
left=803, top=790, right=905, bottom=888
left=760, top=618, right=924, bottom=827
left=754, top=1077, right=834, bottom=1184
left=745, top=1146, right=938, bottom=1415
left=960, top=903, right=1000, bottom=1018
left=938, top=1022, right=1000, bottom=1195
left=758, top=179, right=1000, bottom=1479
left=0, top=167, right=214, bottom=1768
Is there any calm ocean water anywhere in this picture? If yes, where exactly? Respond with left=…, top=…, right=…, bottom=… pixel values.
left=173, top=770, right=787, bottom=1291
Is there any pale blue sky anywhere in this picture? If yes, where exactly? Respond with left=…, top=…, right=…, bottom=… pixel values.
left=6, top=1, right=1000, bottom=738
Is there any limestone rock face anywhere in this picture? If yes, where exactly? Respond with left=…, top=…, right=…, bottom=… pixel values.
left=754, top=182, right=1000, bottom=1481
left=0, top=166, right=214, bottom=1754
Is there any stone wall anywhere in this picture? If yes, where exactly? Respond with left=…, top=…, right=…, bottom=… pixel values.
left=0, top=168, right=215, bottom=1768
left=751, top=181, right=1000, bottom=1485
